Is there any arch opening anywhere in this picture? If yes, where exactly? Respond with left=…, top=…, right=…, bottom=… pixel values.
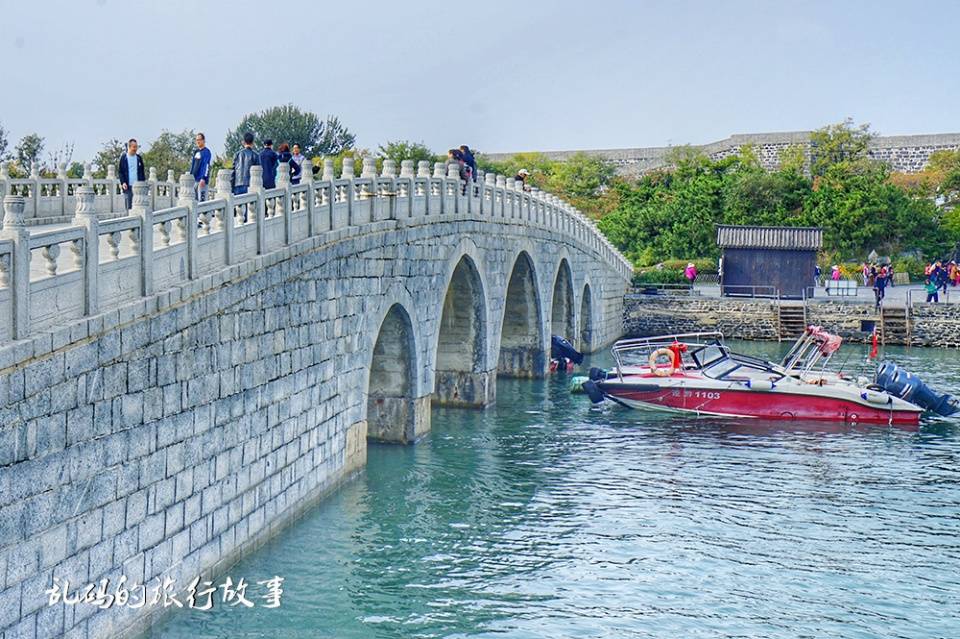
left=366, top=304, right=429, bottom=443
left=551, top=260, right=575, bottom=342
left=497, top=252, right=545, bottom=378
left=434, top=256, right=494, bottom=406
left=579, top=283, right=594, bottom=352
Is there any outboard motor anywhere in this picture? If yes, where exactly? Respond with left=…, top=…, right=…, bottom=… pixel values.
left=876, top=361, right=959, bottom=417
left=551, top=335, right=584, bottom=365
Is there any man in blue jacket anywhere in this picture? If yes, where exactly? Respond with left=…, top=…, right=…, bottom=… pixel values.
left=117, top=138, right=145, bottom=210
left=260, top=139, right=279, bottom=189
left=190, top=132, right=213, bottom=201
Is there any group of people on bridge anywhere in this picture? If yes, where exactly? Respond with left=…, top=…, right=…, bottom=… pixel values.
left=116, top=133, right=313, bottom=209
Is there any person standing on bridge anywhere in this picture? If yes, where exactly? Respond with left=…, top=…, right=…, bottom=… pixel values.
left=277, top=143, right=301, bottom=184
left=231, top=131, right=260, bottom=196
left=190, top=132, right=212, bottom=201
left=117, top=138, right=145, bottom=210
left=260, top=139, right=279, bottom=189
left=291, top=143, right=307, bottom=184
left=460, top=145, right=477, bottom=182
left=514, top=168, right=530, bottom=191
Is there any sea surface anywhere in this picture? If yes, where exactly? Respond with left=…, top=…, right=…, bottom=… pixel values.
left=147, top=341, right=960, bottom=639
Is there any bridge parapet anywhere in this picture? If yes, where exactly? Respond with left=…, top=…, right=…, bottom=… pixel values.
left=0, top=161, right=632, bottom=354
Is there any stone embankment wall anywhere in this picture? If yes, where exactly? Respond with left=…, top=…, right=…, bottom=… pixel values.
left=624, top=295, right=960, bottom=348
left=623, top=295, right=779, bottom=340
left=485, top=131, right=960, bottom=177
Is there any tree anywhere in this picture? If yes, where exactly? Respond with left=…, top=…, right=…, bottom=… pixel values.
left=224, top=105, right=355, bottom=159
left=546, top=152, right=615, bottom=198
left=377, top=140, right=438, bottom=166
left=93, top=138, right=126, bottom=178
left=810, top=118, right=876, bottom=176
left=0, top=122, right=9, bottom=162
left=142, top=129, right=196, bottom=179
left=15, top=133, right=44, bottom=172
left=45, top=142, right=75, bottom=177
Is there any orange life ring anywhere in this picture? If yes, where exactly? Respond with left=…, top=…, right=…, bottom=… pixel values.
left=649, top=348, right=676, bottom=377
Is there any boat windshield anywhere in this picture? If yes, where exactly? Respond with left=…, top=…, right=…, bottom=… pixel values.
left=690, top=344, right=727, bottom=369
left=701, top=353, right=785, bottom=382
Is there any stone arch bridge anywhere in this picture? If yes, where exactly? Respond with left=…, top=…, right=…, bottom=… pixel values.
left=0, top=156, right=630, bottom=637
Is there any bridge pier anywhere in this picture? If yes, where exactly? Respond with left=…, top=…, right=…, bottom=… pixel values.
left=433, top=369, right=497, bottom=407
left=366, top=395, right=431, bottom=444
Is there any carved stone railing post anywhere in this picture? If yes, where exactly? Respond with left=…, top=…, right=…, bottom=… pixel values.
left=416, top=160, right=431, bottom=178
left=360, top=157, right=377, bottom=180
left=177, top=173, right=199, bottom=278
left=300, top=158, right=315, bottom=236
left=73, top=186, right=99, bottom=315
left=0, top=162, right=8, bottom=201
left=216, top=169, right=234, bottom=266
left=29, top=162, right=40, bottom=221
left=446, top=162, right=461, bottom=214
left=131, top=182, right=153, bottom=296
left=148, top=166, right=158, bottom=210
left=1, top=196, right=30, bottom=339
left=277, top=162, right=292, bottom=244
left=341, top=157, right=355, bottom=225
left=250, top=165, right=266, bottom=255
left=57, top=162, right=68, bottom=216
left=322, top=158, right=335, bottom=181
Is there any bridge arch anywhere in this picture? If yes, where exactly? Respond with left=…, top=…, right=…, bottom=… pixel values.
left=364, top=297, right=430, bottom=444
left=579, top=281, right=594, bottom=352
left=550, top=258, right=576, bottom=343
left=497, top=250, right=546, bottom=378
left=433, top=242, right=495, bottom=407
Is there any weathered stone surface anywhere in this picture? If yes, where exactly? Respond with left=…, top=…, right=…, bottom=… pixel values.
left=0, top=209, right=629, bottom=639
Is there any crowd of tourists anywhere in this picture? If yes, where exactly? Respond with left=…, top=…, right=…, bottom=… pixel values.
left=923, top=260, right=959, bottom=303
left=116, top=133, right=312, bottom=208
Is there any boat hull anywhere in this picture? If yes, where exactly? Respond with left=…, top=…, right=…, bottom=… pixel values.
left=598, top=382, right=921, bottom=426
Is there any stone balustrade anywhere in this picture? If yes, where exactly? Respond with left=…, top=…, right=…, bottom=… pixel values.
left=0, top=161, right=183, bottom=226
left=0, top=161, right=632, bottom=346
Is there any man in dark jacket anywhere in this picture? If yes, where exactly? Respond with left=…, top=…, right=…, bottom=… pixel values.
left=459, top=145, right=477, bottom=181
left=232, top=132, right=260, bottom=195
left=118, top=138, right=146, bottom=210
left=259, top=139, right=279, bottom=189
left=190, top=132, right=213, bottom=201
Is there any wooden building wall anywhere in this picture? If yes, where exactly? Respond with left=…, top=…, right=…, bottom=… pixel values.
left=721, top=248, right=816, bottom=298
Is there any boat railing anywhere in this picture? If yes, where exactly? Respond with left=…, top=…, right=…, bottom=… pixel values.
left=611, top=331, right=725, bottom=374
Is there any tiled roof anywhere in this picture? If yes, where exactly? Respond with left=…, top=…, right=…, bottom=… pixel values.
left=716, top=225, right=822, bottom=250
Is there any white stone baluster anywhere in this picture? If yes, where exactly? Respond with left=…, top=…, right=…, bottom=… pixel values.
left=416, top=160, right=431, bottom=178
left=300, top=159, right=314, bottom=236
left=341, top=158, right=355, bottom=225
left=250, top=165, right=266, bottom=255
left=131, top=182, right=152, bottom=295
left=1, top=196, right=29, bottom=338
left=73, top=186, right=98, bottom=315
left=322, top=158, right=335, bottom=182
left=277, top=162, right=292, bottom=243
left=216, top=169, right=234, bottom=266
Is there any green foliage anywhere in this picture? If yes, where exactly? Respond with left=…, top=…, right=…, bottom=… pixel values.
left=892, top=256, right=928, bottom=281
left=93, top=138, right=126, bottom=178
left=598, top=121, right=950, bottom=268
left=224, top=105, right=355, bottom=159
left=142, top=129, right=196, bottom=179
left=809, top=118, right=876, bottom=177
left=476, top=151, right=615, bottom=216
left=632, top=269, right=689, bottom=285
left=377, top=140, right=439, bottom=166
left=15, top=133, right=44, bottom=170
left=66, top=162, right=84, bottom=179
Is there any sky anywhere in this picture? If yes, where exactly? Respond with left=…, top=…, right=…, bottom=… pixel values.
left=1, top=0, right=959, bottom=162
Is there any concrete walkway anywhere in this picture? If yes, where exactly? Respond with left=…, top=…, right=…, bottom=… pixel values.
left=690, top=282, right=958, bottom=306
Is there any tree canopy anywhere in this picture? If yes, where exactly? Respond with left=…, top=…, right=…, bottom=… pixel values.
left=224, top=105, right=355, bottom=159
left=142, top=129, right=196, bottom=179
left=377, top=140, right=439, bottom=166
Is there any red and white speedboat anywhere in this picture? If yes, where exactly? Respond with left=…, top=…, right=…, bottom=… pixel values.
left=583, top=329, right=923, bottom=426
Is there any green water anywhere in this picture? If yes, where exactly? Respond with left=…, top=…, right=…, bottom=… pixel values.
left=148, top=341, right=960, bottom=638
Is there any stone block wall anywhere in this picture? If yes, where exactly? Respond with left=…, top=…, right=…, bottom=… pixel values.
left=911, top=304, right=960, bottom=348
left=623, top=295, right=779, bottom=340
left=0, top=213, right=629, bottom=639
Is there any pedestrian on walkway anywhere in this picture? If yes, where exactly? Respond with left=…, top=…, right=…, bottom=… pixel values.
left=231, top=132, right=260, bottom=196
left=117, top=138, right=145, bottom=210
left=925, top=278, right=939, bottom=303
left=460, top=145, right=477, bottom=182
left=277, top=143, right=301, bottom=183
left=291, top=143, right=307, bottom=184
left=260, top=140, right=279, bottom=189
left=873, top=268, right=888, bottom=309
left=684, top=262, right=697, bottom=285
left=190, top=132, right=212, bottom=201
